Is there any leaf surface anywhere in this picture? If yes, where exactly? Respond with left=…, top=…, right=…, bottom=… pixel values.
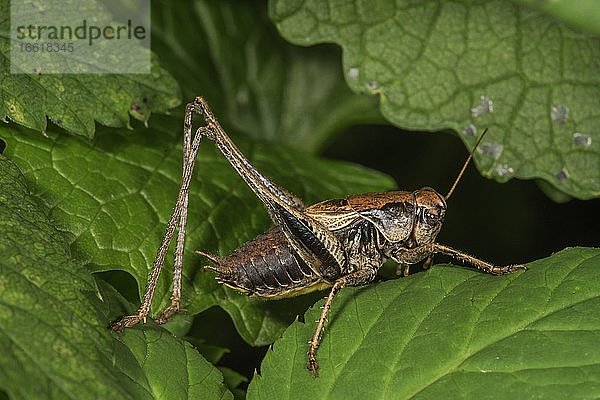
left=514, top=0, right=600, bottom=36
left=114, top=328, right=233, bottom=400
left=0, top=0, right=180, bottom=137
left=152, top=0, right=381, bottom=152
left=249, top=247, right=600, bottom=399
left=0, top=157, right=232, bottom=400
left=270, top=0, right=600, bottom=199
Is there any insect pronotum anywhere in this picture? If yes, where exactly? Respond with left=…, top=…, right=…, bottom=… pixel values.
left=110, top=97, right=526, bottom=375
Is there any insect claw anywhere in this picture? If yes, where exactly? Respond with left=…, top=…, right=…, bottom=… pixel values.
left=108, top=313, right=146, bottom=332
left=306, top=357, right=319, bottom=378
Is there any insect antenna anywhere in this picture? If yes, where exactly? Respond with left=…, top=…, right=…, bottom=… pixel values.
left=445, top=128, right=489, bottom=201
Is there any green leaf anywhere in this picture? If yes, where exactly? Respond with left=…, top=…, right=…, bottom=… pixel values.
left=0, top=0, right=181, bottom=137
left=270, top=0, right=600, bottom=199
left=248, top=247, right=600, bottom=399
left=0, top=156, right=126, bottom=399
left=115, top=328, right=233, bottom=400
left=194, top=342, right=230, bottom=365
left=219, top=367, right=248, bottom=400
left=0, top=156, right=232, bottom=399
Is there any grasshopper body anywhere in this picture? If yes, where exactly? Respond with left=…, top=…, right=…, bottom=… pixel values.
left=111, top=97, right=525, bottom=375
left=200, top=189, right=446, bottom=298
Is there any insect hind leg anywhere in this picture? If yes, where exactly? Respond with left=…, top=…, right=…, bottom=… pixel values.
left=110, top=107, right=214, bottom=331
left=190, top=96, right=304, bottom=211
left=154, top=124, right=213, bottom=324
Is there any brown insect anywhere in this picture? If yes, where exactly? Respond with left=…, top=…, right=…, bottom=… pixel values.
left=110, top=97, right=526, bottom=375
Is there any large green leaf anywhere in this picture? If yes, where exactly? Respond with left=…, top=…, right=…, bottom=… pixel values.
left=270, top=0, right=600, bottom=199
left=0, top=156, right=232, bottom=400
left=0, top=0, right=180, bottom=137
left=248, top=247, right=600, bottom=399
left=114, top=328, right=233, bottom=400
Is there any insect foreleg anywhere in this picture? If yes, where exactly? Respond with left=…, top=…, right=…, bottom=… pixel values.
left=394, top=243, right=526, bottom=275
left=307, top=267, right=378, bottom=376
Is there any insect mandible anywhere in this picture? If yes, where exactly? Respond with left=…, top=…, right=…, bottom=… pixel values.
left=110, top=97, right=526, bottom=375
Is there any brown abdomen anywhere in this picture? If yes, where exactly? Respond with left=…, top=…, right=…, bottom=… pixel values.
left=201, top=226, right=327, bottom=298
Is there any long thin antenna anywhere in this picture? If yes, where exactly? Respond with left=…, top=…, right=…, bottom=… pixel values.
left=445, top=128, right=489, bottom=200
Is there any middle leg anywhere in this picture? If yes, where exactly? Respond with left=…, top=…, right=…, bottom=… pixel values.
left=307, top=267, right=377, bottom=376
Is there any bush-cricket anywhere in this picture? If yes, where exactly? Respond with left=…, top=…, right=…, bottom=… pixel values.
left=110, top=97, right=526, bottom=375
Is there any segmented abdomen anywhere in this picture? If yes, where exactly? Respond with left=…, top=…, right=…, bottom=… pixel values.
left=203, top=226, right=325, bottom=298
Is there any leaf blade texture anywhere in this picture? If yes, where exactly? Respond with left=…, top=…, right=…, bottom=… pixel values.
left=0, top=156, right=232, bottom=400
left=249, top=247, right=600, bottom=399
left=0, top=0, right=181, bottom=137
left=270, top=0, right=600, bottom=199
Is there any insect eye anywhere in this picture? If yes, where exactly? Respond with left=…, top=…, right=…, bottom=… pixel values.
left=425, top=211, right=442, bottom=224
